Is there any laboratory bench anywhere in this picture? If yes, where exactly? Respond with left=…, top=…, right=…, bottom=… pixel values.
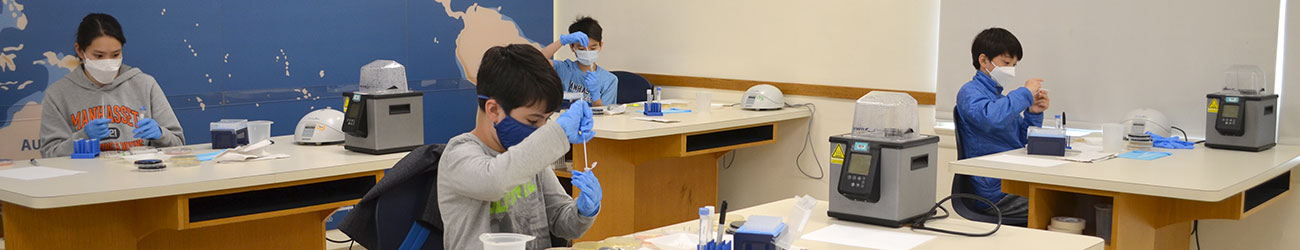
left=631, top=197, right=1104, bottom=250
left=951, top=144, right=1300, bottom=250
left=0, top=135, right=403, bottom=249
left=563, top=102, right=811, bottom=242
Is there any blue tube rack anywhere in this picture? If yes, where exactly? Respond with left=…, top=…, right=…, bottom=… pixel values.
left=71, top=139, right=101, bottom=159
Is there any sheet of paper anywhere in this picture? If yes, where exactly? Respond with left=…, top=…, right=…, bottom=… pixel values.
left=801, top=224, right=935, bottom=250
left=643, top=232, right=733, bottom=250
left=981, top=154, right=1071, bottom=168
left=0, top=166, right=84, bottom=180
left=1060, top=151, right=1116, bottom=163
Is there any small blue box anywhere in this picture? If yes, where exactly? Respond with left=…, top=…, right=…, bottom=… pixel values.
left=1027, top=135, right=1067, bottom=156
left=734, top=215, right=785, bottom=250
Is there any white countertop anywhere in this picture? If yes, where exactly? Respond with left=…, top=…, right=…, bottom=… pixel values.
left=637, top=198, right=1103, bottom=250
left=950, top=145, right=1300, bottom=202
left=591, top=102, right=811, bottom=140
left=0, top=135, right=405, bottom=209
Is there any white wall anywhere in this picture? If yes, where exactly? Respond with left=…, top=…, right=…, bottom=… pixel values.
left=553, top=0, right=941, bottom=209
left=1197, top=1, right=1300, bottom=249
left=936, top=0, right=1280, bottom=139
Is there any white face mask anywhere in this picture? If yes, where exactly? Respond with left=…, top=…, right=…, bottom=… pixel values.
left=986, top=59, right=1015, bottom=85
left=83, top=58, right=122, bottom=84
left=575, top=49, right=599, bottom=66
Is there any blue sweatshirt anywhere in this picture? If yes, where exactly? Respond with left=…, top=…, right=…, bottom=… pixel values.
left=955, top=71, right=1042, bottom=209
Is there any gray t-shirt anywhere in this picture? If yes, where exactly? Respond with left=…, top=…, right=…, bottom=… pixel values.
left=437, top=123, right=596, bottom=249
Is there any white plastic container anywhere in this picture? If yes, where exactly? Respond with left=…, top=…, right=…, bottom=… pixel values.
left=1102, top=123, right=1126, bottom=153
left=248, top=120, right=274, bottom=144
left=853, top=91, right=919, bottom=139
left=695, top=92, right=712, bottom=114
left=479, top=233, right=535, bottom=250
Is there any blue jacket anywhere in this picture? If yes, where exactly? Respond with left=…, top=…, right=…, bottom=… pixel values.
left=553, top=60, right=618, bottom=104
left=956, top=71, right=1043, bottom=209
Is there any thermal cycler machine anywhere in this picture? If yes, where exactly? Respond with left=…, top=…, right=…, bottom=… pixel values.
left=1206, top=65, right=1278, bottom=152
left=828, top=91, right=938, bottom=227
left=341, top=60, right=425, bottom=154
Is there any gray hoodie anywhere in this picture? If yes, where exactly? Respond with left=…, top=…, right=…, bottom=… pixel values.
left=39, top=64, right=185, bottom=157
left=438, top=123, right=596, bottom=249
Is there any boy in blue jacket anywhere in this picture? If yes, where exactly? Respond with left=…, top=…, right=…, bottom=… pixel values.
left=955, top=28, right=1051, bottom=218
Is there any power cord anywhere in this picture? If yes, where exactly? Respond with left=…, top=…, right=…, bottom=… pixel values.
left=326, top=237, right=352, bottom=244
left=1191, top=220, right=1201, bottom=250
left=911, top=193, right=1002, bottom=237
left=721, top=150, right=737, bottom=170
left=1171, top=126, right=1189, bottom=141
left=787, top=103, right=824, bottom=179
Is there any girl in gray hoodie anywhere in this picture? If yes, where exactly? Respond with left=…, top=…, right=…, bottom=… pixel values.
left=39, top=13, right=184, bottom=158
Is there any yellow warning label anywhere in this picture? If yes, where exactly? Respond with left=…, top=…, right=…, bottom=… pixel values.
left=831, top=144, right=846, bottom=164
left=343, top=99, right=349, bottom=112
left=1208, top=99, right=1219, bottom=113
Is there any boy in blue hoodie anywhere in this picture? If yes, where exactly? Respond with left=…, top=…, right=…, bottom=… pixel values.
left=955, top=28, right=1050, bottom=218
left=541, top=16, right=618, bottom=106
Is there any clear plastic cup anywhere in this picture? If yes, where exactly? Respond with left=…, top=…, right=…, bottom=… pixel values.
left=479, top=233, right=535, bottom=250
left=247, top=120, right=274, bottom=144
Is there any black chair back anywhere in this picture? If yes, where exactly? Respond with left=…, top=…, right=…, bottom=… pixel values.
left=951, top=107, right=1027, bottom=226
left=612, top=71, right=653, bottom=104
left=374, top=170, right=442, bottom=250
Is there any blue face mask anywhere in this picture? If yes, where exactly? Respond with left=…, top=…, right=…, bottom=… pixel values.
left=480, top=95, right=538, bottom=149
left=495, top=115, right=537, bottom=149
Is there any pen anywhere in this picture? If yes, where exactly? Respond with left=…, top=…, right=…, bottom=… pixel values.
left=716, top=201, right=727, bottom=244
left=1062, top=112, right=1067, bottom=127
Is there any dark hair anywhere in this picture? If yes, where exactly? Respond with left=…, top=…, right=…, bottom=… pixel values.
left=76, top=13, right=126, bottom=55
left=970, top=27, right=1021, bottom=70
left=476, top=44, right=563, bottom=113
left=568, top=16, right=602, bottom=42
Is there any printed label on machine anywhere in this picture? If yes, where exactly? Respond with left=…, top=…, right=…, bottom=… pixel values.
left=831, top=144, right=846, bottom=164
left=1208, top=99, right=1219, bottom=113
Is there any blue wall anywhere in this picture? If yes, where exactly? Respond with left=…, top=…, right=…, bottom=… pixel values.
left=0, top=0, right=552, bottom=148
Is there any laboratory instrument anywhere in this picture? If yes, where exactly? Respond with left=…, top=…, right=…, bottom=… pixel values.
left=1126, top=120, right=1154, bottom=151
left=829, top=91, right=938, bottom=228
left=1121, top=108, right=1172, bottom=137
left=134, top=159, right=166, bottom=172
left=1027, top=126, right=1067, bottom=156
left=1206, top=64, right=1278, bottom=151
left=342, top=60, right=424, bottom=154
left=210, top=119, right=250, bottom=149
left=741, top=84, right=785, bottom=110
left=294, top=108, right=346, bottom=145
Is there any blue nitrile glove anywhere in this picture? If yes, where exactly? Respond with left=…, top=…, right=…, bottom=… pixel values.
left=133, top=118, right=163, bottom=140
left=557, top=100, right=595, bottom=143
left=560, top=31, right=590, bottom=48
left=84, top=118, right=112, bottom=139
left=583, top=71, right=601, bottom=102
left=571, top=170, right=603, bottom=217
left=1147, top=131, right=1194, bottom=149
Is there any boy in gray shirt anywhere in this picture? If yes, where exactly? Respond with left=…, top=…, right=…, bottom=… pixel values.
left=439, top=44, right=602, bottom=249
